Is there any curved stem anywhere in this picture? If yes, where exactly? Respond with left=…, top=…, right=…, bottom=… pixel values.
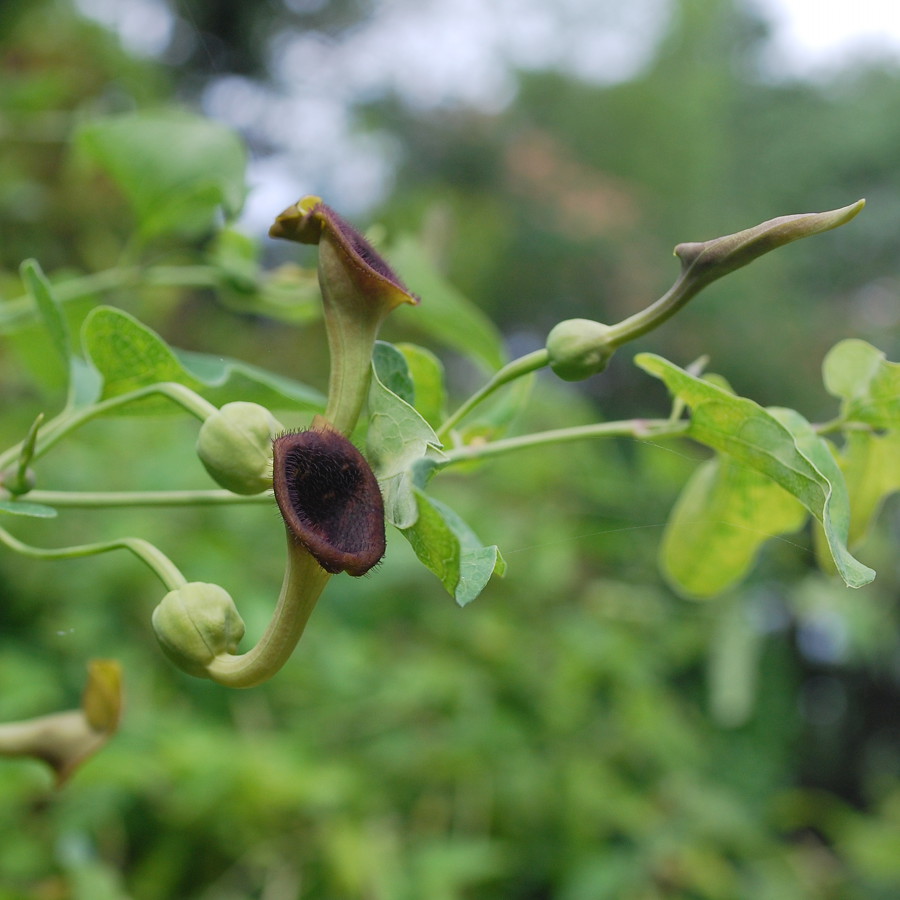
left=35, top=383, right=217, bottom=462
left=27, top=489, right=273, bottom=508
left=0, top=382, right=217, bottom=474
left=814, top=416, right=853, bottom=437
left=204, top=535, right=332, bottom=688
left=2, top=413, right=43, bottom=495
left=437, top=349, right=549, bottom=440
left=603, top=274, right=696, bottom=348
left=437, top=418, right=690, bottom=468
left=0, top=523, right=187, bottom=590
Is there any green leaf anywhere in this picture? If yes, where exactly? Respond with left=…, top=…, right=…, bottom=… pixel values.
left=371, top=341, right=415, bottom=404
left=82, top=306, right=324, bottom=414
left=365, top=342, right=501, bottom=603
left=636, top=353, right=874, bottom=589
left=396, top=342, right=447, bottom=430
left=19, top=260, right=70, bottom=369
left=83, top=306, right=205, bottom=411
left=401, top=489, right=459, bottom=594
left=0, top=499, right=58, bottom=518
left=367, top=342, right=443, bottom=528
left=662, top=456, right=807, bottom=598
left=429, top=495, right=507, bottom=605
left=838, top=430, right=900, bottom=546
left=386, top=234, right=506, bottom=371
left=772, top=405, right=875, bottom=586
left=401, top=488, right=505, bottom=606
left=17, top=261, right=101, bottom=409
left=69, top=356, right=104, bottom=409
left=822, top=339, right=900, bottom=428
left=76, top=111, right=246, bottom=240
left=175, top=349, right=324, bottom=412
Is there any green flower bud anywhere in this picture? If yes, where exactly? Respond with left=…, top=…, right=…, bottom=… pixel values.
left=152, top=582, right=245, bottom=678
left=673, top=199, right=866, bottom=293
left=196, top=402, right=283, bottom=495
left=546, top=318, right=615, bottom=381
left=0, top=465, right=36, bottom=496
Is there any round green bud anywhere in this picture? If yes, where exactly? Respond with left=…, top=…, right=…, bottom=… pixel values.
left=152, top=582, right=245, bottom=678
left=196, top=402, right=283, bottom=495
left=546, top=318, right=615, bottom=381
left=0, top=465, right=36, bottom=496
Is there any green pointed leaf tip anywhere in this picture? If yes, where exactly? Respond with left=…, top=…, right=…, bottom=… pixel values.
left=636, top=353, right=875, bottom=589
left=367, top=342, right=443, bottom=529
left=19, top=260, right=71, bottom=368
left=836, top=430, right=900, bottom=547
left=401, top=489, right=505, bottom=606
left=366, top=343, right=502, bottom=603
left=771, top=406, right=875, bottom=588
left=661, top=456, right=806, bottom=599
left=76, top=111, right=247, bottom=239
left=823, top=339, right=900, bottom=428
left=674, top=200, right=865, bottom=290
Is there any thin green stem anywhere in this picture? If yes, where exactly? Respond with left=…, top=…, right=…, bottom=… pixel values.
left=437, top=418, right=690, bottom=468
left=0, top=523, right=186, bottom=590
left=36, top=383, right=216, bottom=462
left=0, top=382, right=217, bottom=474
left=204, top=535, right=332, bottom=688
left=437, top=349, right=550, bottom=441
left=2, top=413, right=44, bottom=495
left=26, top=489, right=273, bottom=508
left=814, top=416, right=851, bottom=436
left=604, top=274, right=696, bottom=348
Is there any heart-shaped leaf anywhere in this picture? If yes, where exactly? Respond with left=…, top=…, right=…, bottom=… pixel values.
left=637, top=353, right=874, bottom=589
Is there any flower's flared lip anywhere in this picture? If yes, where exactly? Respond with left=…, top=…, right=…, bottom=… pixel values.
left=269, top=196, right=419, bottom=310
left=272, top=427, right=386, bottom=577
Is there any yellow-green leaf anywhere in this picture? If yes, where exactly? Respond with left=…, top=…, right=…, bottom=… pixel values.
left=823, top=338, right=900, bottom=428
left=637, top=353, right=874, bottom=589
left=662, top=456, right=806, bottom=599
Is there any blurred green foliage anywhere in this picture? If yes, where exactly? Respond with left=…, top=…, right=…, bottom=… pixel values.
left=2, top=0, right=900, bottom=897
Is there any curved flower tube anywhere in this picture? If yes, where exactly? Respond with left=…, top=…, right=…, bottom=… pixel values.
left=157, top=542, right=331, bottom=689
left=153, top=423, right=386, bottom=687
left=270, top=196, right=419, bottom=435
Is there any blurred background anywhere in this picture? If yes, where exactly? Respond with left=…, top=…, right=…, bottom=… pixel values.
left=2, top=0, right=900, bottom=897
